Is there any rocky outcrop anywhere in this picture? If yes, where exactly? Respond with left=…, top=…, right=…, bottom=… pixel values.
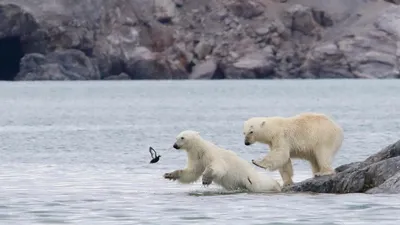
left=1, top=0, right=400, bottom=80
left=283, top=140, right=400, bottom=194
left=15, top=50, right=100, bottom=80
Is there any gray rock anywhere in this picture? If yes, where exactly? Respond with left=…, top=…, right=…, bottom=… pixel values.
left=226, top=50, right=275, bottom=79
left=194, top=41, right=214, bottom=60
left=103, top=72, right=131, bottom=80
left=282, top=4, right=318, bottom=35
left=366, top=172, right=400, bottom=194
left=0, top=3, right=46, bottom=53
left=255, top=27, right=270, bottom=36
left=154, top=0, right=176, bottom=23
left=125, top=47, right=187, bottom=79
left=189, top=59, right=217, bottom=79
left=283, top=140, right=400, bottom=194
left=173, top=0, right=183, bottom=8
left=15, top=49, right=100, bottom=81
left=385, top=0, right=400, bottom=5
left=226, top=0, right=264, bottom=19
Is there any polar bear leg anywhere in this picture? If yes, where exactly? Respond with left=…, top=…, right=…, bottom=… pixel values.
left=202, top=166, right=214, bottom=186
left=252, top=147, right=290, bottom=171
left=309, top=158, right=320, bottom=177
left=314, top=148, right=335, bottom=177
left=279, top=159, right=294, bottom=186
left=164, top=168, right=203, bottom=183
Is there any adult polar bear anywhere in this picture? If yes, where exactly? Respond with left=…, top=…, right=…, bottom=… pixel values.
left=243, top=112, right=344, bottom=186
left=164, top=130, right=281, bottom=192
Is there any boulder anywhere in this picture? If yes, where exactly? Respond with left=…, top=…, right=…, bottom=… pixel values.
left=125, top=47, right=187, bottom=79
left=226, top=0, right=264, bottom=19
left=154, top=0, right=176, bottom=23
left=223, top=48, right=275, bottom=79
left=189, top=59, right=217, bottom=79
left=15, top=49, right=100, bottom=80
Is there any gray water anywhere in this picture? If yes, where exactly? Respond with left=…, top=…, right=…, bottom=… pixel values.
left=0, top=80, right=399, bottom=225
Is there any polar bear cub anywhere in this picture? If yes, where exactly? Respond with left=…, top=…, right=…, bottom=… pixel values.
left=243, top=112, right=344, bottom=186
left=163, top=130, right=281, bottom=192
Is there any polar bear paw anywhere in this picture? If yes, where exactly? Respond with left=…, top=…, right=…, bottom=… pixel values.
left=163, top=170, right=180, bottom=181
left=202, top=175, right=213, bottom=186
left=252, top=159, right=270, bottom=170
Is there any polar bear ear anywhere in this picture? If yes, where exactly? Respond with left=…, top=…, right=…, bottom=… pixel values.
left=260, top=121, right=266, bottom=127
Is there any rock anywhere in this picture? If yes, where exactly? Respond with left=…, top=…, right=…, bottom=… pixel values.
left=15, top=49, right=100, bottom=81
left=0, top=3, right=46, bottom=55
left=366, top=172, right=400, bottom=194
left=282, top=4, right=319, bottom=35
left=283, top=140, right=400, bottom=194
left=103, top=72, right=131, bottom=80
left=125, top=47, right=187, bottom=79
left=224, top=49, right=275, bottom=79
left=226, top=0, right=264, bottom=19
left=311, top=9, right=333, bottom=27
left=302, top=42, right=355, bottom=78
left=173, top=0, right=183, bottom=8
left=385, top=0, right=400, bottom=5
left=189, top=59, right=217, bottom=79
left=194, top=41, right=214, bottom=60
left=255, top=27, right=270, bottom=36
left=154, top=0, right=176, bottom=23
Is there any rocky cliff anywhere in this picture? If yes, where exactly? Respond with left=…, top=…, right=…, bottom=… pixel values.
left=1, top=0, right=400, bottom=80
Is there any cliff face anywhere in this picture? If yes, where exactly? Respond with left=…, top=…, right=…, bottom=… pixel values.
left=1, top=0, right=400, bottom=80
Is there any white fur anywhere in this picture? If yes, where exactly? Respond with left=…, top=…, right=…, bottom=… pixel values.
left=243, top=112, right=344, bottom=186
left=164, top=130, right=281, bottom=193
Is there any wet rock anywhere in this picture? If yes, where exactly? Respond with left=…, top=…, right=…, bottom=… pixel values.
left=16, top=49, right=100, bottom=81
left=366, top=172, right=400, bottom=194
left=283, top=140, right=400, bottom=194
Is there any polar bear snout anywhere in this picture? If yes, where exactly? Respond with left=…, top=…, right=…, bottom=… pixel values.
left=173, top=143, right=180, bottom=149
left=244, top=134, right=255, bottom=146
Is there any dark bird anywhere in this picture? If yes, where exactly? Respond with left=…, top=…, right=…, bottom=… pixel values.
left=149, top=146, right=161, bottom=164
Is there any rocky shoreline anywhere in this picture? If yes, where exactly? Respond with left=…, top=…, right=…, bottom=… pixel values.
left=1, top=0, right=400, bottom=81
left=283, top=139, right=400, bottom=194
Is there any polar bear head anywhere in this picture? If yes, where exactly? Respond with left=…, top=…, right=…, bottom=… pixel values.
left=173, top=130, right=200, bottom=150
left=243, top=117, right=267, bottom=145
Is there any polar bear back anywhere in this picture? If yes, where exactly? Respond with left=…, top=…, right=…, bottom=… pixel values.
left=192, top=139, right=281, bottom=192
left=248, top=112, right=344, bottom=157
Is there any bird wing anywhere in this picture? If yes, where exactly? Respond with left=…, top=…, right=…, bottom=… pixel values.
left=149, top=147, right=155, bottom=158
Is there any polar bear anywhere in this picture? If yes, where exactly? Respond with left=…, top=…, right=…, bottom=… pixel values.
left=163, top=130, right=281, bottom=192
left=243, top=112, right=344, bottom=186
